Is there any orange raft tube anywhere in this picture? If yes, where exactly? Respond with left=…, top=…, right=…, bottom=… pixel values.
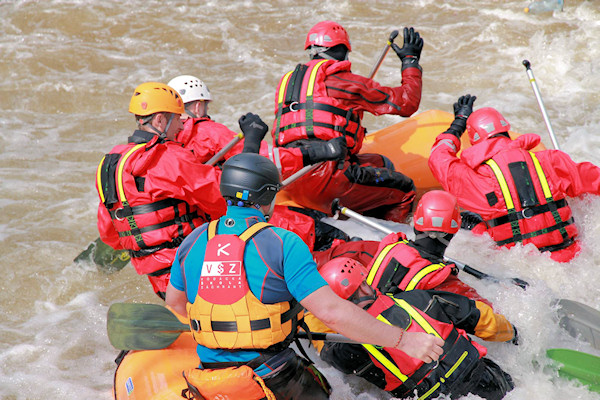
left=112, top=110, right=545, bottom=399
left=277, top=109, right=545, bottom=206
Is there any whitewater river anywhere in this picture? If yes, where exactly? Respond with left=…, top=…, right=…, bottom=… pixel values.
left=1, top=1, right=599, bottom=399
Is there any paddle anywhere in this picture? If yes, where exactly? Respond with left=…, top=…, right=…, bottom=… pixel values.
left=522, top=60, right=561, bottom=150
left=554, top=299, right=600, bottom=350
left=546, top=348, right=600, bottom=393
left=330, top=199, right=529, bottom=289
left=107, top=302, right=358, bottom=351
left=330, top=199, right=600, bottom=349
left=368, top=29, right=399, bottom=79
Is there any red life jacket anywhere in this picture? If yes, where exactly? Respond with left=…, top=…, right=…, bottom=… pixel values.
left=96, top=137, right=208, bottom=261
left=363, top=293, right=485, bottom=397
left=273, top=59, right=365, bottom=153
left=483, top=150, right=576, bottom=252
left=366, top=233, right=452, bottom=293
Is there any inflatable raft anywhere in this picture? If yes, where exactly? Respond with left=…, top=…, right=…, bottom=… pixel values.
left=111, top=110, right=545, bottom=399
left=277, top=109, right=545, bottom=207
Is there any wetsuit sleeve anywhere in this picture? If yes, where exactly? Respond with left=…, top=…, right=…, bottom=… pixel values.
left=279, top=229, right=328, bottom=302
left=540, top=149, right=600, bottom=197
left=96, top=202, right=123, bottom=249
left=324, top=68, right=422, bottom=117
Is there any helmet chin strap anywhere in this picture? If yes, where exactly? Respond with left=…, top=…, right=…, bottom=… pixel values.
left=146, top=113, right=175, bottom=140
left=414, top=232, right=452, bottom=247
left=184, top=104, right=198, bottom=119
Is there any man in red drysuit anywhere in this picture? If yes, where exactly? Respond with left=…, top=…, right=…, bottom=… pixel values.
left=96, top=82, right=226, bottom=299
left=429, top=94, right=600, bottom=263
left=272, top=21, right=424, bottom=223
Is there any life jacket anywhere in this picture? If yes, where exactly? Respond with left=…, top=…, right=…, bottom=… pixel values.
left=97, top=136, right=207, bottom=262
left=273, top=59, right=365, bottom=153
left=483, top=150, right=576, bottom=252
left=366, top=233, right=452, bottom=294
left=187, top=220, right=304, bottom=351
left=363, top=293, right=485, bottom=398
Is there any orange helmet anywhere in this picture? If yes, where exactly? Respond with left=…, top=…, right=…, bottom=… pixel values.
left=128, top=82, right=184, bottom=116
left=414, top=190, right=461, bottom=235
left=466, top=107, right=511, bottom=145
left=305, top=21, right=351, bottom=51
left=319, top=257, right=367, bottom=300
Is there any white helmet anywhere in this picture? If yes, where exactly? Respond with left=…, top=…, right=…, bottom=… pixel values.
left=167, top=75, right=212, bottom=104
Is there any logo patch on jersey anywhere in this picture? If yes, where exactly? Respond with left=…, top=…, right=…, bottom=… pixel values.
left=199, top=233, right=249, bottom=304
left=201, top=261, right=242, bottom=277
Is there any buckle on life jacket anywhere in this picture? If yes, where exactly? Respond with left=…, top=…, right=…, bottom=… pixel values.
left=520, top=208, right=535, bottom=219
left=114, top=208, right=126, bottom=221
left=289, top=101, right=299, bottom=112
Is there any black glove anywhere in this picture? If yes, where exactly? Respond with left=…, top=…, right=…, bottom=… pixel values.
left=301, top=137, right=347, bottom=166
left=460, top=210, right=484, bottom=230
left=444, top=94, right=477, bottom=139
left=239, top=113, right=268, bottom=153
left=391, top=27, right=423, bottom=71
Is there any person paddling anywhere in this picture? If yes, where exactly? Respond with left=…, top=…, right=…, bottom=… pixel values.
left=271, top=21, right=424, bottom=223
left=95, top=82, right=226, bottom=299
left=165, top=152, right=444, bottom=399
left=429, top=95, right=600, bottom=262
left=317, top=257, right=516, bottom=400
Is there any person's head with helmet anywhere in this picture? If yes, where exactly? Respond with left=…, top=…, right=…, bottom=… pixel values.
left=219, top=153, right=282, bottom=221
left=167, top=75, right=212, bottom=120
left=318, top=257, right=377, bottom=307
left=305, top=21, right=351, bottom=62
left=444, top=94, right=511, bottom=146
left=466, top=107, right=511, bottom=145
left=412, top=190, right=462, bottom=258
left=128, top=82, right=184, bottom=141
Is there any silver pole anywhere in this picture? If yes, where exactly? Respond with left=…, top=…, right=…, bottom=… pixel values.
left=522, top=60, right=561, bottom=150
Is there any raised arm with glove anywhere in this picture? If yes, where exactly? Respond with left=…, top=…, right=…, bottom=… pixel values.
left=391, top=27, right=424, bottom=72
left=239, top=112, right=268, bottom=154
left=444, top=94, right=477, bottom=139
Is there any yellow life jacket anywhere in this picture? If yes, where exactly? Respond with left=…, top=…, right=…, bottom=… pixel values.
left=187, top=220, right=304, bottom=350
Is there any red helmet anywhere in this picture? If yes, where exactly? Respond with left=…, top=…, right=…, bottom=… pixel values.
left=414, top=190, right=461, bottom=234
left=305, top=21, right=351, bottom=51
left=466, top=107, right=511, bottom=145
left=319, top=257, right=367, bottom=300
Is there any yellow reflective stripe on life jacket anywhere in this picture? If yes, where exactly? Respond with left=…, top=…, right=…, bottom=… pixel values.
left=277, top=71, right=294, bottom=106
left=363, top=343, right=410, bottom=381
left=404, top=263, right=447, bottom=291
left=96, top=155, right=107, bottom=204
left=366, top=241, right=406, bottom=285
left=116, top=143, right=146, bottom=204
left=485, top=159, right=515, bottom=210
left=361, top=297, right=443, bottom=385
left=393, top=298, right=442, bottom=338
left=529, top=152, right=553, bottom=199
left=306, top=59, right=328, bottom=96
